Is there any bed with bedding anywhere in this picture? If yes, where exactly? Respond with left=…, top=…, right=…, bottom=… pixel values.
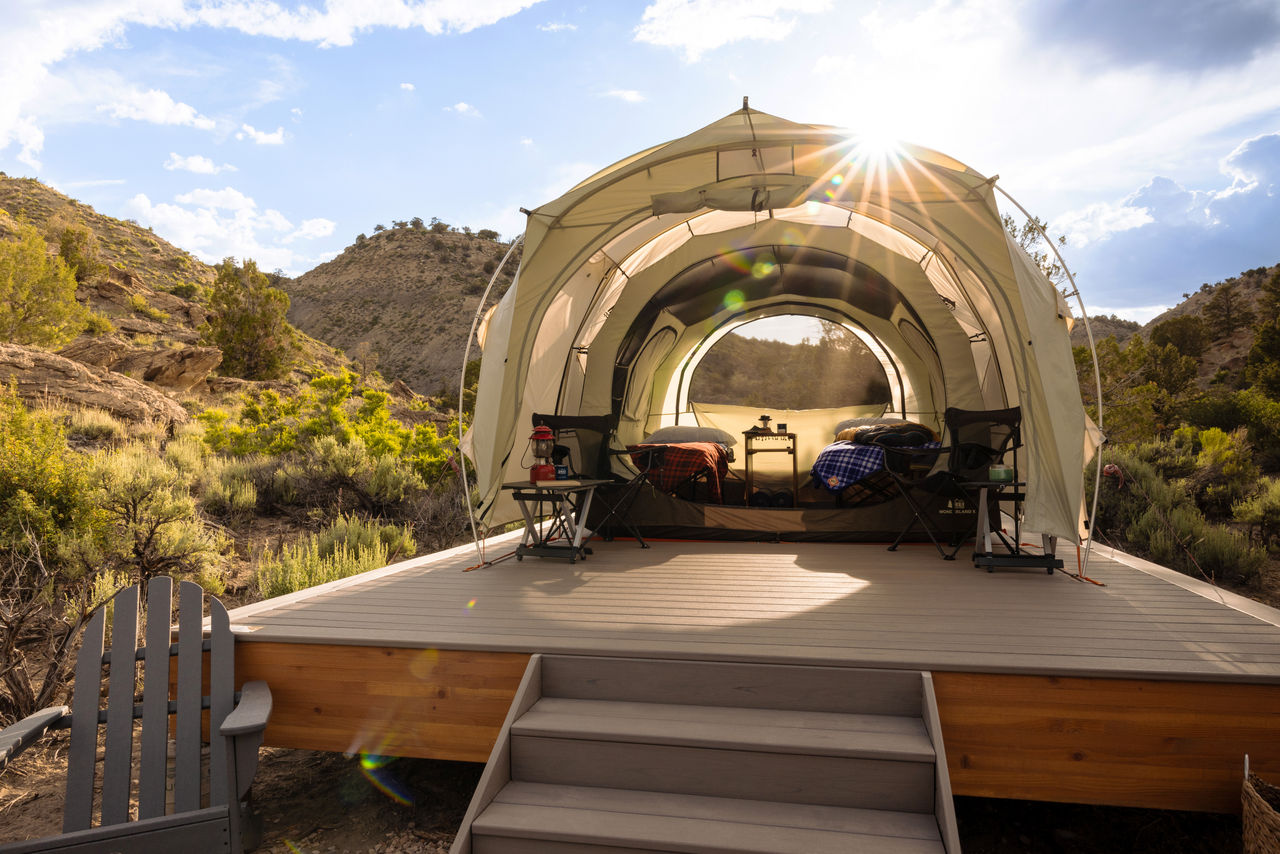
left=810, top=418, right=940, bottom=506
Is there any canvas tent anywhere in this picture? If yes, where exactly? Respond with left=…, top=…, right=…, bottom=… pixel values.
left=464, top=105, right=1097, bottom=543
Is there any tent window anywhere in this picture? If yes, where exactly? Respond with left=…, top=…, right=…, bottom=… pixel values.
left=688, top=315, right=891, bottom=410
left=717, top=146, right=794, bottom=180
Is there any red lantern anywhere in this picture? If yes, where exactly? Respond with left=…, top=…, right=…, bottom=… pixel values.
left=528, top=425, right=556, bottom=482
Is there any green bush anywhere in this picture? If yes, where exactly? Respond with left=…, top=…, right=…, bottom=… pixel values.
left=0, top=222, right=86, bottom=347
left=85, top=447, right=228, bottom=589
left=312, top=513, right=415, bottom=562
left=205, top=258, right=296, bottom=380
left=56, top=224, right=106, bottom=283
left=1186, top=427, right=1259, bottom=520
left=1235, top=478, right=1280, bottom=551
left=163, top=434, right=208, bottom=475
left=82, top=312, right=115, bottom=336
left=65, top=408, right=126, bottom=443
left=199, top=457, right=259, bottom=521
left=256, top=517, right=402, bottom=599
left=167, top=282, right=199, bottom=300
left=1094, top=448, right=1265, bottom=584
left=127, top=293, right=169, bottom=322
left=0, top=384, right=99, bottom=559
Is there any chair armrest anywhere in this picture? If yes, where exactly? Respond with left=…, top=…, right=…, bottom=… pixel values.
left=221, top=681, right=272, bottom=737
left=0, top=705, right=69, bottom=771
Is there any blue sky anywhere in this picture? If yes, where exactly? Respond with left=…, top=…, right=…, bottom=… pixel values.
left=3, top=0, right=1280, bottom=323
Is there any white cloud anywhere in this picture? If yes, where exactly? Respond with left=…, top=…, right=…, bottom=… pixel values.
left=176, top=186, right=258, bottom=211
left=604, top=89, right=645, bottom=103
left=291, top=107, right=303, bottom=117
left=538, top=22, right=576, bottom=32
left=400, top=82, right=415, bottom=91
left=99, top=88, right=215, bottom=130
left=187, top=0, right=544, bottom=48
left=54, top=178, right=126, bottom=189
left=520, top=137, right=534, bottom=146
left=446, top=102, right=482, bottom=118
left=0, top=1, right=539, bottom=165
left=125, top=187, right=333, bottom=274
left=235, top=123, right=285, bottom=144
left=164, top=152, right=236, bottom=175
left=635, top=0, right=831, bottom=61
left=288, top=218, right=336, bottom=241
left=1052, top=200, right=1153, bottom=248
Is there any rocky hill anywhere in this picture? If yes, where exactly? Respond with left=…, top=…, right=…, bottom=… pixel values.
left=0, top=175, right=346, bottom=420
left=1068, top=262, right=1276, bottom=387
left=282, top=224, right=518, bottom=396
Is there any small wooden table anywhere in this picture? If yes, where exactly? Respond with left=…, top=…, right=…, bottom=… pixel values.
left=502, top=479, right=609, bottom=562
left=742, top=431, right=798, bottom=506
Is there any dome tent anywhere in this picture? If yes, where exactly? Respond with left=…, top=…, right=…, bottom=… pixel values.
left=464, top=104, right=1097, bottom=543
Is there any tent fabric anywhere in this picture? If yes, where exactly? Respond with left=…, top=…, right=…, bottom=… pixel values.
left=465, top=106, right=1093, bottom=542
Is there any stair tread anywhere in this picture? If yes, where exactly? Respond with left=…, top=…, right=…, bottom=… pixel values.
left=513, top=697, right=934, bottom=762
left=474, top=787, right=944, bottom=854
left=495, top=782, right=942, bottom=839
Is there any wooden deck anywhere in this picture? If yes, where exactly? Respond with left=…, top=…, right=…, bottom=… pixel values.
left=228, top=534, right=1280, bottom=812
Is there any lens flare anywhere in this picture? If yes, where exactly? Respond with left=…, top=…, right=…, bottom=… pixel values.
left=723, top=289, right=745, bottom=311
left=719, top=249, right=754, bottom=275
left=358, top=751, right=413, bottom=806
left=466, top=598, right=477, bottom=610
left=409, top=647, right=440, bottom=679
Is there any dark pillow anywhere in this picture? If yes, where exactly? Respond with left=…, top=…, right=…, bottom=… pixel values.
left=643, top=425, right=738, bottom=446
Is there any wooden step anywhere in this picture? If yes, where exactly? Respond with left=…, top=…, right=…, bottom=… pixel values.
left=471, top=782, right=945, bottom=854
left=541, top=656, right=922, bottom=715
left=511, top=735, right=934, bottom=813
left=513, top=697, right=934, bottom=762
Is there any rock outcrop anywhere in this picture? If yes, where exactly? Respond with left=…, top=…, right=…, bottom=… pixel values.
left=0, top=343, right=189, bottom=425
left=59, top=338, right=222, bottom=392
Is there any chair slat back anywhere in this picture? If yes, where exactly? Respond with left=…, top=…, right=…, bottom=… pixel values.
left=207, top=598, right=233, bottom=807
left=173, top=580, right=205, bottom=813
left=59, top=579, right=235, bottom=835
left=100, top=584, right=140, bottom=825
left=139, top=577, right=174, bottom=819
left=63, top=606, right=107, bottom=832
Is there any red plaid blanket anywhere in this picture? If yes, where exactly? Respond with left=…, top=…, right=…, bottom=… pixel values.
left=628, top=442, right=729, bottom=503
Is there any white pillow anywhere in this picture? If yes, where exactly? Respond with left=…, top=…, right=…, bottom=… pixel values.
left=642, top=425, right=738, bottom=446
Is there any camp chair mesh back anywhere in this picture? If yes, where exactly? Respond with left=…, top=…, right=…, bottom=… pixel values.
left=0, top=577, right=272, bottom=854
left=531, top=413, right=651, bottom=547
left=883, top=406, right=1022, bottom=560
left=531, top=413, right=616, bottom=478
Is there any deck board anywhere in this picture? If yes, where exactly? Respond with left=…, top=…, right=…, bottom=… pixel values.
left=232, top=538, right=1280, bottom=683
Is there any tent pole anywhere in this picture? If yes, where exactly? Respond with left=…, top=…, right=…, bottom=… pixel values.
left=459, top=232, right=526, bottom=563
left=993, top=185, right=1104, bottom=580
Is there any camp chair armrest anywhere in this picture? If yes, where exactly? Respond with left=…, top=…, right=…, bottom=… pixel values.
left=221, top=682, right=272, bottom=736
left=0, top=705, right=70, bottom=771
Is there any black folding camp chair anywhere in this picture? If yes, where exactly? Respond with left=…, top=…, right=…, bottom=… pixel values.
left=532, top=413, right=651, bottom=547
left=883, top=406, right=1053, bottom=566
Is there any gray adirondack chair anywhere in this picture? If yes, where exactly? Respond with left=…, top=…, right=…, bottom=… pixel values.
left=0, top=577, right=272, bottom=854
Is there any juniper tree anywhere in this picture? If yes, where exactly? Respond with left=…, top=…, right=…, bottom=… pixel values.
left=205, top=258, right=295, bottom=380
left=0, top=222, right=85, bottom=346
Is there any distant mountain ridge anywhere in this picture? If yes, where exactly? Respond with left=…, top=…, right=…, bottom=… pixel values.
left=282, top=225, right=518, bottom=395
